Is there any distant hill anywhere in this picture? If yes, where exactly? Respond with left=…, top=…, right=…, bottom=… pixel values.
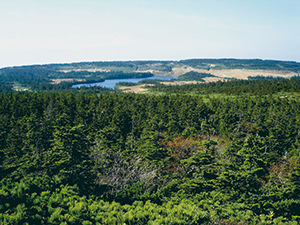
left=179, top=58, right=300, bottom=71
left=0, top=58, right=299, bottom=92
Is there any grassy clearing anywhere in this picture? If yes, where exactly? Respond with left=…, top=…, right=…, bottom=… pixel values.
left=271, top=91, right=300, bottom=99
left=13, top=82, right=31, bottom=92
left=103, top=66, right=136, bottom=73
left=145, top=91, right=232, bottom=102
left=145, top=89, right=300, bottom=102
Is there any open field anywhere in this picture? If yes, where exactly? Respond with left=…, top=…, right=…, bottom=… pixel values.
left=115, top=76, right=226, bottom=93
left=199, top=68, right=299, bottom=79
left=117, top=84, right=155, bottom=93
left=12, top=82, right=30, bottom=91
left=56, top=66, right=299, bottom=94
left=59, top=68, right=110, bottom=73
left=50, top=78, right=84, bottom=84
left=57, top=66, right=299, bottom=80
left=116, top=79, right=226, bottom=93
left=116, top=67, right=299, bottom=93
left=162, top=67, right=300, bottom=78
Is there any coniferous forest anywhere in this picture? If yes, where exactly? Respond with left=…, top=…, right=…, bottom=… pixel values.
left=1, top=60, right=300, bottom=224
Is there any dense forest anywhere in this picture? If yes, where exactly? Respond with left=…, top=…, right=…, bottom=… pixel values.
left=1, top=59, right=300, bottom=224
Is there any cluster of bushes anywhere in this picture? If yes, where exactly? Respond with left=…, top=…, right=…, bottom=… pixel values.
left=177, top=72, right=216, bottom=81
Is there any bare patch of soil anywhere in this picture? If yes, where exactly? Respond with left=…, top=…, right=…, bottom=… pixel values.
left=160, top=81, right=203, bottom=86
left=170, top=67, right=298, bottom=79
left=50, top=79, right=84, bottom=84
left=59, top=68, right=110, bottom=73
left=202, top=77, right=225, bottom=82
left=202, top=69, right=298, bottom=79
left=136, top=69, right=158, bottom=73
left=117, top=84, right=155, bottom=93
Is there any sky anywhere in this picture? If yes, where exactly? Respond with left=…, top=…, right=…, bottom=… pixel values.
left=0, top=0, right=299, bottom=68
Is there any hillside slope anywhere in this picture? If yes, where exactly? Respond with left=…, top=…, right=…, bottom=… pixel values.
left=1, top=58, right=299, bottom=92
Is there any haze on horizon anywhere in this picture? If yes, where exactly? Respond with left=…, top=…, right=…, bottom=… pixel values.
left=0, top=0, right=299, bottom=69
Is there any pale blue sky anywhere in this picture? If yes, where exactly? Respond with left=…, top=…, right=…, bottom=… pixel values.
left=0, top=0, right=299, bottom=68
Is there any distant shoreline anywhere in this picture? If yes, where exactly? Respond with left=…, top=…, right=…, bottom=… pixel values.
left=71, top=79, right=105, bottom=86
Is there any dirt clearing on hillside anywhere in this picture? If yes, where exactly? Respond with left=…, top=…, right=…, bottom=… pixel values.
left=118, top=84, right=155, bottom=93
left=59, top=69, right=110, bottom=73
left=118, top=79, right=226, bottom=93
left=50, top=79, right=84, bottom=84
left=162, top=67, right=299, bottom=78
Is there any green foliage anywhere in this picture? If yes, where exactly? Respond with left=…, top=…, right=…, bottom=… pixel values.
left=0, top=89, right=300, bottom=224
left=178, top=71, right=215, bottom=81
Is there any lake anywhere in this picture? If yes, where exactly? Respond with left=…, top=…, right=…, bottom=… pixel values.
left=72, top=76, right=177, bottom=89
